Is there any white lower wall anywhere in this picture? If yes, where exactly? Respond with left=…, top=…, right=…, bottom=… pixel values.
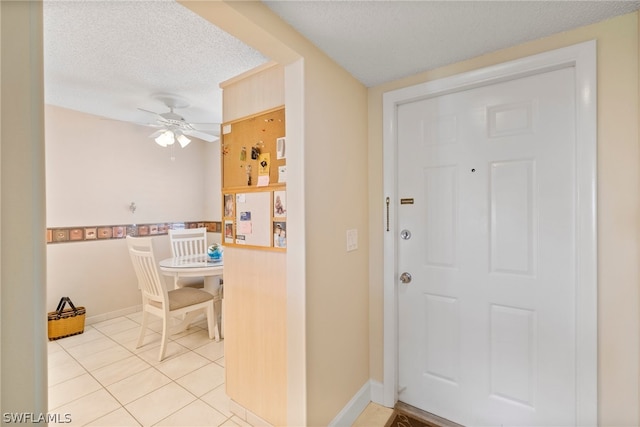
left=46, top=231, right=221, bottom=319
left=47, top=238, right=141, bottom=318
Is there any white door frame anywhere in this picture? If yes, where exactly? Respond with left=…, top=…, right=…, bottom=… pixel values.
left=382, top=41, right=597, bottom=426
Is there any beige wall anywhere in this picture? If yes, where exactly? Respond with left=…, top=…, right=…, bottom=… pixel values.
left=182, top=2, right=370, bottom=425
left=237, top=7, right=369, bottom=427
left=301, top=52, right=369, bottom=427
left=1, top=1, right=48, bottom=415
left=45, top=105, right=221, bottom=319
left=45, top=105, right=215, bottom=225
left=368, top=12, right=640, bottom=426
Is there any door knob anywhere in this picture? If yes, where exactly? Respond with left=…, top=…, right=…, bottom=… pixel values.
left=400, top=229, right=412, bottom=240
left=399, top=272, right=412, bottom=284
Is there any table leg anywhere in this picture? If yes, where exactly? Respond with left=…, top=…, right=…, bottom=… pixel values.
left=204, top=275, right=223, bottom=340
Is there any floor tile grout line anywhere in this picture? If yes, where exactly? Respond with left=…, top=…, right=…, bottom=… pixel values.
left=81, top=325, right=176, bottom=423
left=47, top=344, right=92, bottom=412
left=51, top=361, right=233, bottom=426
left=119, top=350, right=231, bottom=426
left=100, top=352, right=226, bottom=426
left=49, top=326, right=145, bottom=423
left=150, top=382, right=214, bottom=427
left=49, top=324, right=152, bottom=421
left=50, top=312, right=235, bottom=427
left=52, top=334, right=173, bottom=425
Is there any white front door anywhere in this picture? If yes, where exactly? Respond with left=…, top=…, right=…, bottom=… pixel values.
left=396, top=66, right=577, bottom=426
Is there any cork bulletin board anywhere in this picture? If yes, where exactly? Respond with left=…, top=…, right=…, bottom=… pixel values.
left=221, top=107, right=286, bottom=190
left=221, top=106, right=286, bottom=251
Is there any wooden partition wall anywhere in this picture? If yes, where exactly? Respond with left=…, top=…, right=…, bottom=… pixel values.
left=223, top=247, right=287, bottom=424
left=220, top=62, right=287, bottom=426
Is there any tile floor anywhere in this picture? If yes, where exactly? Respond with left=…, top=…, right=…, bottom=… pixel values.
left=48, top=311, right=247, bottom=426
left=48, top=311, right=392, bottom=427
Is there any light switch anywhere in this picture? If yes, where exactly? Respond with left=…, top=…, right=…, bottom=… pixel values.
left=346, top=229, right=358, bottom=252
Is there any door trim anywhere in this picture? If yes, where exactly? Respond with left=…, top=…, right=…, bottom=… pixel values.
left=382, top=41, right=597, bottom=425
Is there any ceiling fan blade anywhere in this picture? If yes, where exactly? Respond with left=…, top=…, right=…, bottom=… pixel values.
left=149, top=129, right=166, bottom=138
left=137, top=107, right=161, bottom=116
left=137, top=101, right=219, bottom=142
left=185, top=129, right=219, bottom=142
left=102, top=116, right=163, bottom=130
left=136, top=122, right=164, bottom=129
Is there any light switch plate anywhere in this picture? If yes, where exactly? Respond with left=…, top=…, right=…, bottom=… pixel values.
left=346, top=229, right=358, bottom=252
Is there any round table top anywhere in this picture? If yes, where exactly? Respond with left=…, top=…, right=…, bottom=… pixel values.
left=159, top=254, right=223, bottom=270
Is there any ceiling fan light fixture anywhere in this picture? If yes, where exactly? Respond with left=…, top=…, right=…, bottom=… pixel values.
left=154, top=129, right=175, bottom=147
left=176, top=133, right=191, bottom=148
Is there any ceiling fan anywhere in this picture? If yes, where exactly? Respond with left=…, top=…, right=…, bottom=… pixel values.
left=138, top=94, right=220, bottom=147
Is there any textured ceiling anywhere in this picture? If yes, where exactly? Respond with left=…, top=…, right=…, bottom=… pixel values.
left=265, top=0, right=640, bottom=87
left=44, top=1, right=640, bottom=138
left=43, top=0, right=268, bottom=139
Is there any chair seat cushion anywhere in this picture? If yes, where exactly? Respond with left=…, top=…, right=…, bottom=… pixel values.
left=150, top=288, right=214, bottom=311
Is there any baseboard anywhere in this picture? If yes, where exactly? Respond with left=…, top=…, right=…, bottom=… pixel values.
left=370, top=379, right=386, bottom=406
left=85, top=305, right=142, bottom=325
left=229, top=399, right=272, bottom=427
left=328, top=380, right=372, bottom=427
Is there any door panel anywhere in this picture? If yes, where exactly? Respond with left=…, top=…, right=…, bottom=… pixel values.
left=489, top=304, right=536, bottom=407
left=424, top=165, right=458, bottom=267
left=490, top=159, right=535, bottom=276
left=424, top=293, right=459, bottom=383
left=397, top=67, right=576, bottom=426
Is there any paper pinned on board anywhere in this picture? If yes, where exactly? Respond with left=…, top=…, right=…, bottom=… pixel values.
left=238, top=221, right=252, bottom=235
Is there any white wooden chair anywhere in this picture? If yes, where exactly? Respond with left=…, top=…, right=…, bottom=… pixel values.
left=168, top=227, right=224, bottom=339
left=126, top=236, right=216, bottom=361
left=168, top=227, right=207, bottom=289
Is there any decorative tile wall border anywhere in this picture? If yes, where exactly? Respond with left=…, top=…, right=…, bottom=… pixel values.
left=46, top=221, right=222, bottom=244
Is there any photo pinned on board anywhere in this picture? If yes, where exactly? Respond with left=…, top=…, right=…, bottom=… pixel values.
left=273, top=222, right=286, bottom=248
left=224, top=194, right=234, bottom=218
left=273, top=190, right=286, bottom=217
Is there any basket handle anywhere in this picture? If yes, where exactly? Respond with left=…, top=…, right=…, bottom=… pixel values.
left=55, top=297, right=66, bottom=312
left=56, top=297, right=79, bottom=316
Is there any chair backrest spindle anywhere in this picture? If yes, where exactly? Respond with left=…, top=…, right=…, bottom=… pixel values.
left=169, top=227, right=207, bottom=257
left=127, top=236, right=167, bottom=306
